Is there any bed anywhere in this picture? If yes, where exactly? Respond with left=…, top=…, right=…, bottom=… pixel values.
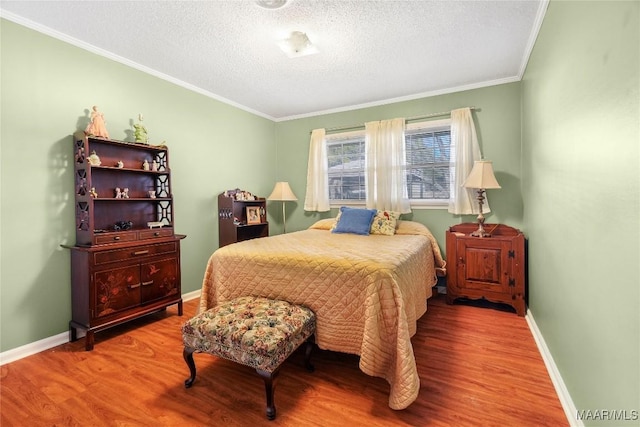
left=198, top=218, right=445, bottom=410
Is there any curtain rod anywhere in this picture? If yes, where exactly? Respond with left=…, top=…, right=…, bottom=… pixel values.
left=321, top=106, right=477, bottom=134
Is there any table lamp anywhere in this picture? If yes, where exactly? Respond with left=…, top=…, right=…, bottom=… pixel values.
left=462, top=160, right=501, bottom=237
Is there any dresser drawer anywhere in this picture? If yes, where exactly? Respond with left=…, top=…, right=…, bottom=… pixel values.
left=139, top=228, right=174, bottom=240
left=94, top=231, right=137, bottom=245
left=93, top=241, right=177, bottom=265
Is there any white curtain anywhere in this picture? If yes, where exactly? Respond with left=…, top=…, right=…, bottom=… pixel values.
left=364, top=118, right=411, bottom=214
left=448, top=107, right=490, bottom=214
left=303, top=128, right=330, bottom=212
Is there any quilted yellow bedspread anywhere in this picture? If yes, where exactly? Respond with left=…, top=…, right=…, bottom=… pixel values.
left=199, top=219, right=445, bottom=409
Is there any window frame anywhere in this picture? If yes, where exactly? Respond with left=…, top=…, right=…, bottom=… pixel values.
left=325, top=118, right=453, bottom=210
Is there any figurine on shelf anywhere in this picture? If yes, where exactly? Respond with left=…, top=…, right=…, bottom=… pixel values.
left=88, top=150, right=101, bottom=166
left=115, top=187, right=122, bottom=199
left=142, top=159, right=150, bottom=170
left=85, top=106, right=110, bottom=139
left=151, top=160, right=159, bottom=171
left=122, top=188, right=130, bottom=198
left=90, top=187, right=98, bottom=198
left=133, top=114, right=149, bottom=144
left=116, top=160, right=124, bottom=168
left=148, top=190, right=156, bottom=199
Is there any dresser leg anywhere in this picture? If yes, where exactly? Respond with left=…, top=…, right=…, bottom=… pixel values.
left=85, top=330, right=95, bottom=351
left=69, top=323, right=77, bottom=342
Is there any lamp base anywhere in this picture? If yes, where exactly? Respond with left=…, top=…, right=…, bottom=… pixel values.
left=470, top=191, right=492, bottom=238
left=470, top=228, right=492, bottom=238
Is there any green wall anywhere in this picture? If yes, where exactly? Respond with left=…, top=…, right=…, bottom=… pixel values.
left=522, top=1, right=639, bottom=424
left=274, top=82, right=524, bottom=246
left=0, top=19, right=276, bottom=352
left=3, top=3, right=638, bottom=423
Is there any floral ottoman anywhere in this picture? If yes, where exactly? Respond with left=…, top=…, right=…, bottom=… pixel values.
left=181, top=295, right=316, bottom=420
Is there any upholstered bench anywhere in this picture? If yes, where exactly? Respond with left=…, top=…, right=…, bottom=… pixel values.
left=181, top=296, right=316, bottom=420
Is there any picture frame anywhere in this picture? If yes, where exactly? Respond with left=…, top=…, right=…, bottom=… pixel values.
left=246, top=206, right=261, bottom=225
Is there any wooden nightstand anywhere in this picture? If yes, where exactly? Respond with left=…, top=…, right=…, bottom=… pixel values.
left=445, top=223, right=526, bottom=316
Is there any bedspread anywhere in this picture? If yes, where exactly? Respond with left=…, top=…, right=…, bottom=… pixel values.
left=199, top=220, right=445, bottom=409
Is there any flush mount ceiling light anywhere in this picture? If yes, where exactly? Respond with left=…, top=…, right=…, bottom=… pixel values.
left=255, top=0, right=288, bottom=9
left=277, top=31, right=319, bottom=58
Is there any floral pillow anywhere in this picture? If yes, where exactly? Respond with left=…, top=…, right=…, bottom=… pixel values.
left=370, top=210, right=401, bottom=235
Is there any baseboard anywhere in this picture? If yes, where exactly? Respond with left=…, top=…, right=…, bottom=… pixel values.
left=0, top=290, right=202, bottom=366
left=526, top=308, right=583, bottom=427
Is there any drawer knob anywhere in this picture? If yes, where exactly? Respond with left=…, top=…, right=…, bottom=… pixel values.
left=133, top=250, right=150, bottom=256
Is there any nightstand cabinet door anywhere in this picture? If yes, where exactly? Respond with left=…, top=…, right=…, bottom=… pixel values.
left=446, top=223, right=526, bottom=316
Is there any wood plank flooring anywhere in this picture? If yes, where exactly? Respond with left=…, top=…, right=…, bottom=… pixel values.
left=1, top=295, right=568, bottom=426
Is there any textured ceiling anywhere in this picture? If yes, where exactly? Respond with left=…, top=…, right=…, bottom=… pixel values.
left=1, top=1, right=546, bottom=120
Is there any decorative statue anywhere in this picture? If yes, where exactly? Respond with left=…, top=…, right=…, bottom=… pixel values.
left=133, top=114, right=149, bottom=144
left=88, top=150, right=101, bottom=166
left=85, top=106, right=110, bottom=139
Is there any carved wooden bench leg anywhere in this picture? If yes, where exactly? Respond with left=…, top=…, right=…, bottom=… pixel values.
left=304, top=337, right=315, bottom=372
left=183, top=347, right=197, bottom=388
left=256, top=368, right=278, bottom=421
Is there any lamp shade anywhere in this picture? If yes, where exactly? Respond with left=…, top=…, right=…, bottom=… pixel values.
left=268, top=182, right=298, bottom=201
left=462, top=160, right=501, bottom=189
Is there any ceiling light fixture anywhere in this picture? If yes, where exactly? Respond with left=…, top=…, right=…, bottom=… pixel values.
left=277, top=31, right=319, bottom=58
left=255, top=0, right=288, bottom=9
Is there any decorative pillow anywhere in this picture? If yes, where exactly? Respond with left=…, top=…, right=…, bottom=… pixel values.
left=308, top=218, right=337, bottom=230
left=331, top=207, right=377, bottom=235
left=370, top=210, right=401, bottom=235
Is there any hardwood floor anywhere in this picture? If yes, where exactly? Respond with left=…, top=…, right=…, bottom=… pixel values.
left=1, top=295, right=568, bottom=426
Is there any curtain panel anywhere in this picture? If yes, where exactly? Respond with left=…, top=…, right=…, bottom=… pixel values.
left=364, top=118, right=411, bottom=214
left=448, top=107, right=490, bottom=215
left=303, top=128, right=330, bottom=212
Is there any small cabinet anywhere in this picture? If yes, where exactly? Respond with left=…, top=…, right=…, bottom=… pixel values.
left=218, top=189, right=268, bottom=247
left=446, top=223, right=526, bottom=316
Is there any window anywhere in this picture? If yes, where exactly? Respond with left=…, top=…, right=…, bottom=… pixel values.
left=326, top=119, right=452, bottom=207
left=404, top=119, right=452, bottom=204
left=327, top=131, right=366, bottom=202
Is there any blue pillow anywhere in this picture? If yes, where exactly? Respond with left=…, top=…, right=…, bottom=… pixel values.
left=331, top=207, right=377, bottom=235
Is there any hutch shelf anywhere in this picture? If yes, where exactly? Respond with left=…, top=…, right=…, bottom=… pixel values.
left=64, top=131, right=185, bottom=350
left=218, top=189, right=268, bottom=247
left=446, top=223, right=526, bottom=316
